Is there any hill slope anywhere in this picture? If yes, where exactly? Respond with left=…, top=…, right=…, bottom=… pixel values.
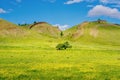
left=0, top=19, right=120, bottom=46
left=0, top=19, right=61, bottom=38
left=65, top=21, right=120, bottom=45
left=0, top=19, right=26, bottom=37
left=29, top=22, right=61, bottom=37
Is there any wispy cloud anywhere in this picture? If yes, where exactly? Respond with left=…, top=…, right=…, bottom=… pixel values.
left=64, top=0, right=120, bottom=5
left=100, top=0, right=120, bottom=4
left=53, top=24, right=70, bottom=30
left=64, top=0, right=83, bottom=4
left=64, top=0, right=95, bottom=4
left=88, top=5, right=120, bottom=19
left=0, top=8, right=7, bottom=14
left=10, top=0, right=22, bottom=8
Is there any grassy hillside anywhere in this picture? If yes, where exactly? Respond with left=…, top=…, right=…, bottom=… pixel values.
left=29, top=22, right=61, bottom=38
left=0, top=19, right=25, bottom=37
left=0, top=19, right=61, bottom=43
left=0, top=19, right=18, bottom=30
left=64, top=21, right=120, bottom=45
left=0, top=19, right=120, bottom=80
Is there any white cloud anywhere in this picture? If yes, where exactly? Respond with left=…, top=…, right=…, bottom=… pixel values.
left=64, top=0, right=120, bottom=5
left=64, top=0, right=83, bottom=4
left=53, top=24, right=70, bottom=30
left=88, top=5, right=120, bottom=19
left=64, top=0, right=95, bottom=4
left=100, top=0, right=120, bottom=4
left=100, top=0, right=108, bottom=3
left=0, top=8, right=6, bottom=14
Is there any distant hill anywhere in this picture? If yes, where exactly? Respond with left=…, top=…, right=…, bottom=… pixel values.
left=0, top=19, right=19, bottom=30
left=0, top=19, right=26, bottom=37
left=64, top=20, right=120, bottom=45
left=0, top=19, right=61, bottom=38
left=0, top=19, right=120, bottom=45
left=29, top=22, right=61, bottom=37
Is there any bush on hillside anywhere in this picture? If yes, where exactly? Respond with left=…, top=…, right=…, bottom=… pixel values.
left=56, top=42, right=72, bottom=50
left=60, top=31, right=64, bottom=37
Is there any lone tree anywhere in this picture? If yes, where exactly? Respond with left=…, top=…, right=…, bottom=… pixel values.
left=34, top=21, right=37, bottom=24
left=60, top=31, right=64, bottom=37
left=97, top=18, right=101, bottom=23
left=18, top=23, right=21, bottom=26
left=56, top=42, right=72, bottom=50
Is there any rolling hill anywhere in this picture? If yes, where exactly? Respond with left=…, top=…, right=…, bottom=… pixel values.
left=0, top=19, right=120, bottom=80
left=0, top=18, right=120, bottom=46
left=0, top=19, right=25, bottom=37
left=0, top=19, right=61, bottom=38
left=64, top=20, right=120, bottom=46
left=29, top=22, right=61, bottom=37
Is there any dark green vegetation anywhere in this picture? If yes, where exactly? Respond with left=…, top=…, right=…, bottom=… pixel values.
left=0, top=19, right=120, bottom=80
left=56, top=42, right=72, bottom=50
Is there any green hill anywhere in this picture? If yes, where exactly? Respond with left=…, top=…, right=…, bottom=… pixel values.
left=0, top=19, right=20, bottom=30
left=0, top=19, right=61, bottom=38
left=29, top=22, right=61, bottom=37
left=0, top=19, right=24, bottom=37
left=0, top=19, right=62, bottom=44
left=0, top=19, right=120, bottom=80
left=0, top=19, right=120, bottom=45
left=64, top=21, right=120, bottom=46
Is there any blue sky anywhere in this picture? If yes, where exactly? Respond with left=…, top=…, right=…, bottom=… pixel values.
left=0, top=0, right=120, bottom=30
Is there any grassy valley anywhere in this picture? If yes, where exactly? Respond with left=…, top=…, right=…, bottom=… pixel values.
left=0, top=19, right=120, bottom=80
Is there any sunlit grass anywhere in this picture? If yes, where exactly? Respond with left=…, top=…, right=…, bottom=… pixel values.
left=0, top=20, right=120, bottom=80
left=0, top=38, right=120, bottom=80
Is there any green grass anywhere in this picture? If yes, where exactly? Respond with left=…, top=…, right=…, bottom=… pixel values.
left=0, top=38, right=120, bottom=80
left=0, top=20, right=120, bottom=80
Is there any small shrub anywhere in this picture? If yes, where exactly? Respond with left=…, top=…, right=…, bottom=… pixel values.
left=56, top=42, right=72, bottom=50
left=60, top=31, right=64, bottom=37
